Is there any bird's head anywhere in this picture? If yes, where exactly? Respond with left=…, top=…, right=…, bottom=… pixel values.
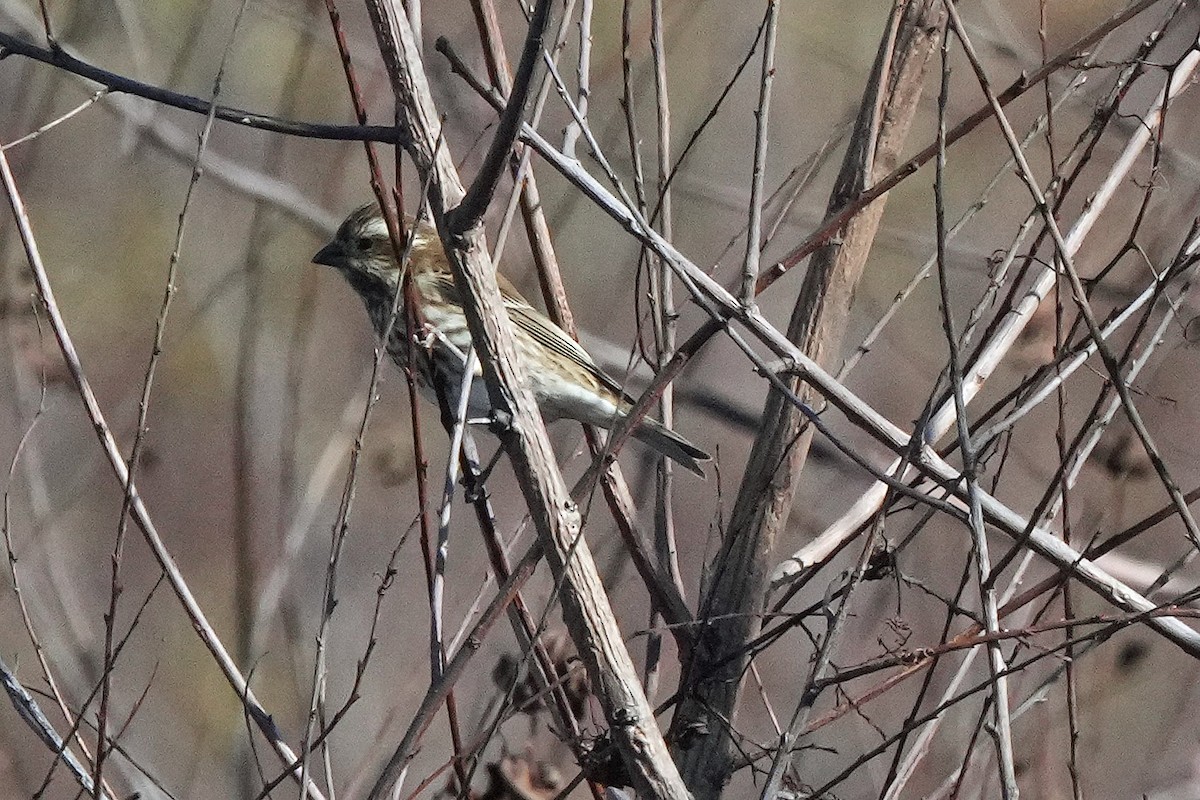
left=313, top=203, right=444, bottom=286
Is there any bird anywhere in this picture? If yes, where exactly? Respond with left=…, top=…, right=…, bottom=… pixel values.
left=312, top=203, right=710, bottom=477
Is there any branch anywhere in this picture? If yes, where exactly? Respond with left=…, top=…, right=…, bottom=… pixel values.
left=448, top=0, right=553, bottom=230
left=0, top=30, right=403, bottom=143
left=0, top=144, right=327, bottom=800
left=358, top=3, right=690, bottom=797
left=752, top=0, right=1163, bottom=293
left=0, top=655, right=111, bottom=800
left=674, top=4, right=944, bottom=794
left=435, top=20, right=1200, bottom=664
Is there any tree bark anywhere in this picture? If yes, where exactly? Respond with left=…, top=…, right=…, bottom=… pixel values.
left=672, top=4, right=945, bottom=796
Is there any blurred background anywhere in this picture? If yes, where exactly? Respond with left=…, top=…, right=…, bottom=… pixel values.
left=2, top=0, right=1200, bottom=797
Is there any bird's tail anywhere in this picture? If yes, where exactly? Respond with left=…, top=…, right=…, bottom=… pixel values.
left=631, top=418, right=710, bottom=478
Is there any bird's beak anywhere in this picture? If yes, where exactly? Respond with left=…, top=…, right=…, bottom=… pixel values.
left=312, top=242, right=342, bottom=267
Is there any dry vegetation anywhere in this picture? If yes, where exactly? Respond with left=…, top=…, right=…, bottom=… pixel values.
left=2, top=0, right=1200, bottom=798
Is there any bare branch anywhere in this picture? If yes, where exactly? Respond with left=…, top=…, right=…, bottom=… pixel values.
left=0, top=140, right=328, bottom=800
left=359, top=3, right=689, bottom=797
left=0, top=30, right=402, bottom=143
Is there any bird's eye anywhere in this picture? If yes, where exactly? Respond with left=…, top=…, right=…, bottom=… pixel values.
left=355, top=236, right=372, bottom=252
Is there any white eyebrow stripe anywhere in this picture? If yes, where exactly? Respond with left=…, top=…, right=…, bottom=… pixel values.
left=361, top=215, right=389, bottom=238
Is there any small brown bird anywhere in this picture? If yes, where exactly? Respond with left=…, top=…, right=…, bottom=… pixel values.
left=313, top=203, right=710, bottom=476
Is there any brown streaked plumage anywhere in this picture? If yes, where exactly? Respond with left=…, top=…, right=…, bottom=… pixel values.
left=313, top=203, right=709, bottom=477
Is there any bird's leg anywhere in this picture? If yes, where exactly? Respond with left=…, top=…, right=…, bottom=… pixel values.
left=423, top=323, right=514, bottom=469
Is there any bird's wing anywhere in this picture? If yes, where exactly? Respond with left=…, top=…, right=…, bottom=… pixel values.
left=507, top=301, right=631, bottom=400
left=427, top=271, right=630, bottom=401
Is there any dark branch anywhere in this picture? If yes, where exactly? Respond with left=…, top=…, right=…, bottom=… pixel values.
left=0, top=30, right=406, bottom=144
left=445, top=0, right=553, bottom=232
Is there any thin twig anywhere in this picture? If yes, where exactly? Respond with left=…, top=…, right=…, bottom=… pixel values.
left=431, top=348, right=478, bottom=680
left=933, top=31, right=1017, bottom=798
left=95, top=4, right=248, bottom=792
left=0, top=135, right=328, bottom=800
left=942, top=0, right=1200, bottom=577
left=561, top=0, right=591, bottom=159
left=1, top=89, right=108, bottom=149
left=644, top=0, right=681, bottom=701
left=738, top=0, right=778, bottom=306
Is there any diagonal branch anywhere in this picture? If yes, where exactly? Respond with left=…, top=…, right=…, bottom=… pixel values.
left=449, top=0, right=552, bottom=229
left=358, top=3, right=689, bottom=797
left=0, top=30, right=402, bottom=143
